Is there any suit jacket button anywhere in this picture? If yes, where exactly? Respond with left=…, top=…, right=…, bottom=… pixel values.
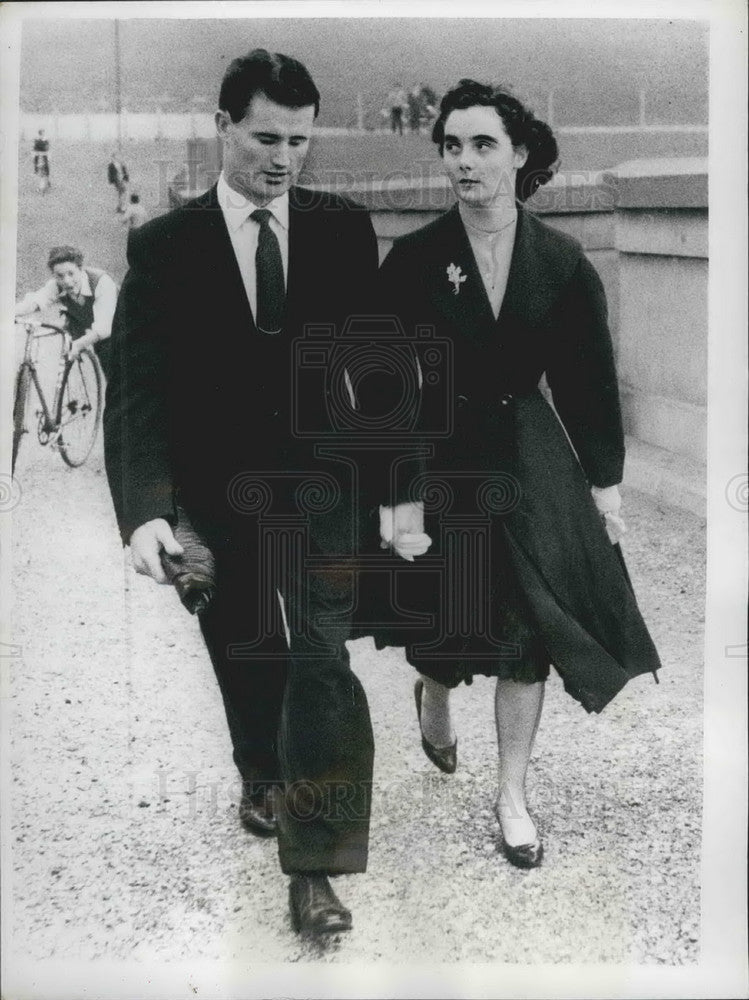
left=456, top=394, right=468, bottom=409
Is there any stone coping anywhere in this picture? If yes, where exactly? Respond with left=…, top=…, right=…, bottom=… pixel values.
left=310, top=169, right=615, bottom=215
left=310, top=159, right=707, bottom=214
left=169, top=157, right=707, bottom=215
left=606, top=157, right=708, bottom=209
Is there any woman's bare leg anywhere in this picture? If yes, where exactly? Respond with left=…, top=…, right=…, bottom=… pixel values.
left=494, top=678, right=545, bottom=846
left=417, top=673, right=455, bottom=748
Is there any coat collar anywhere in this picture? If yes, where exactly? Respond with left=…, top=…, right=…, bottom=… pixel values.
left=422, top=203, right=580, bottom=338
left=186, top=185, right=255, bottom=329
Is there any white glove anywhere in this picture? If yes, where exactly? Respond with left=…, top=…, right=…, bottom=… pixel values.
left=379, top=501, right=432, bottom=562
left=591, top=484, right=627, bottom=545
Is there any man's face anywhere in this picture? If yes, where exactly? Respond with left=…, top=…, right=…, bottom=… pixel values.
left=216, top=92, right=315, bottom=206
left=52, top=262, right=83, bottom=297
left=442, top=105, right=527, bottom=209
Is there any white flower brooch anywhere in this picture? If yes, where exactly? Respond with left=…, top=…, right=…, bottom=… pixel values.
left=446, top=262, right=467, bottom=295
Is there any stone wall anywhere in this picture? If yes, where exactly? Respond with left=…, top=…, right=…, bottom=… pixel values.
left=608, top=159, right=708, bottom=465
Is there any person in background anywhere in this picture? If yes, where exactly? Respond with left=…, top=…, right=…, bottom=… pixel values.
left=407, top=85, right=423, bottom=133
left=32, top=129, right=51, bottom=194
left=120, top=193, right=148, bottom=230
left=14, top=245, right=117, bottom=379
left=107, top=151, right=130, bottom=212
left=386, top=83, right=408, bottom=136
left=419, top=83, right=438, bottom=126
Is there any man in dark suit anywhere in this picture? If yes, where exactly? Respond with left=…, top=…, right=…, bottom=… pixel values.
left=104, top=49, right=427, bottom=937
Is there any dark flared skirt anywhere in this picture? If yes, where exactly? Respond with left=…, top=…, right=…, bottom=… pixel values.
left=365, top=390, right=661, bottom=714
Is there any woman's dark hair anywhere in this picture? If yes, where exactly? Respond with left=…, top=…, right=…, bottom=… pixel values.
left=432, top=79, right=559, bottom=202
left=219, top=48, right=320, bottom=122
left=47, top=245, right=83, bottom=269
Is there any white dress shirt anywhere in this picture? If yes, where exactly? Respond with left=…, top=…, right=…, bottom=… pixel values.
left=216, top=171, right=289, bottom=322
left=15, top=269, right=118, bottom=341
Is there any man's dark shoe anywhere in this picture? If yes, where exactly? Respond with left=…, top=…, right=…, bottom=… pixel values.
left=289, top=874, right=353, bottom=936
left=238, top=782, right=277, bottom=837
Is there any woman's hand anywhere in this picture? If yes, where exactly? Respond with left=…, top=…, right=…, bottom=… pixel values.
left=379, top=501, right=432, bottom=561
left=591, top=484, right=627, bottom=544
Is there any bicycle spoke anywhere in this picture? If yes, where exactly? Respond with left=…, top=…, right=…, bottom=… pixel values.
left=71, top=356, right=94, bottom=412
left=56, top=351, right=102, bottom=467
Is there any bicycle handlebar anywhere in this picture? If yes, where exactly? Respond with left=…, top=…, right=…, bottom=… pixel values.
left=16, top=318, right=68, bottom=338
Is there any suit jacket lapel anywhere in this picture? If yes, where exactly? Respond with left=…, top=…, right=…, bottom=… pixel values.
left=287, top=186, right=330, bottom=316
left=188, top=185, right=257, bottom=331
left=190, top=186, right=330, bottom=337
left=287, top=187, right=309, bottom=311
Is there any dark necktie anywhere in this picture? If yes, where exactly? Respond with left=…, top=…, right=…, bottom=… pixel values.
left=251, top=208, right=284, bottom=335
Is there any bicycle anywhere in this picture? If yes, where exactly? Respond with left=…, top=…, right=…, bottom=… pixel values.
left=12, top=319, right=103, bottom=472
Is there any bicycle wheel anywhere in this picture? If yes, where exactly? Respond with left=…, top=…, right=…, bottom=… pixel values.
left=56, top=349, right=102, bottom=468
left=12, top=363, right=32, bottom=473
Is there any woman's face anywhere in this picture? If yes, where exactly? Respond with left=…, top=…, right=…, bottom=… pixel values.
left=442, top=105, right=527, bottom=209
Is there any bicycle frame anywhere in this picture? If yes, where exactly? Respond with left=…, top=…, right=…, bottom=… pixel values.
left=18, top=322, right=71, bottom=438
left=14, top=318, right=103, bottom=472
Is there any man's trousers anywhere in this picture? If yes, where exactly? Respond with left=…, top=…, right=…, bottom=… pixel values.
left=196, top=500, right=374, bottom=876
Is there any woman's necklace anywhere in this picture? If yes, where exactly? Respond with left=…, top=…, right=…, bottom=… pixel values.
left=461, top=210, right=517, bottom=291
left=461, top=211, right=517, bottom=239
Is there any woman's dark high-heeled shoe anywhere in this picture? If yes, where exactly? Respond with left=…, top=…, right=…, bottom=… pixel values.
left=494, top=803, right=544, bottom=869
left=414, top=679, right=457, bottom=774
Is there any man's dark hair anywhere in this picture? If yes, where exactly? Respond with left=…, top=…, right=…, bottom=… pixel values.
left=47, top=245, right=84, bottom=270
left=432, top=78, right=559, bottom=202
left=219, top=48, right=320, bottom=122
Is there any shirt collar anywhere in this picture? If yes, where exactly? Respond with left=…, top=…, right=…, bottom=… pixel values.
left=217, top=172, right=290, bottom=233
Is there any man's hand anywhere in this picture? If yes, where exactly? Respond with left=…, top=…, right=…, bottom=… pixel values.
left=591, top=484, right=627, bottom=545
left=130, top=518, right=184, bottom=583
left=379, top=501, right=432, bottom=562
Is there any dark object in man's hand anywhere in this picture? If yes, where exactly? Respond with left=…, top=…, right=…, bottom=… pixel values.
left=160, top=510, right=216, bottom=615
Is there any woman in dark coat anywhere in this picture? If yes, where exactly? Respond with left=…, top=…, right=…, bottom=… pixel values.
left=378, top=79, right=661, bottom=868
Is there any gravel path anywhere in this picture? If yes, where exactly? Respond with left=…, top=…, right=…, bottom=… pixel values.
left=7, top=420, right=704, bottom=977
